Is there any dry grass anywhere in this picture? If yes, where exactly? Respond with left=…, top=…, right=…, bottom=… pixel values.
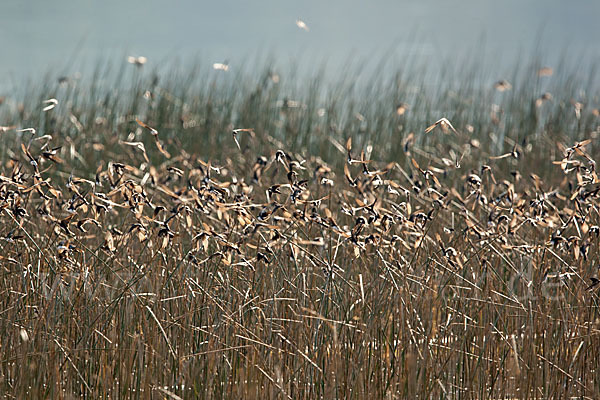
left=1, top=60, right=600, bottom=398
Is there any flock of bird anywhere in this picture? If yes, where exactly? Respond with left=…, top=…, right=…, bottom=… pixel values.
left=1, top=104, right=599, bottom=296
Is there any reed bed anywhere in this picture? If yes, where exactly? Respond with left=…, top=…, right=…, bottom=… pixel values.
left=1, top=60, right=600, bottom=398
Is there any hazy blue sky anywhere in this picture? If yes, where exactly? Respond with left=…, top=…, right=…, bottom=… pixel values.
left=1, top=0, right=599, bottom=84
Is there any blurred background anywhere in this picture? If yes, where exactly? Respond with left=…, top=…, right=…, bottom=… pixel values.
left=1, top=0, right=600, bottom=88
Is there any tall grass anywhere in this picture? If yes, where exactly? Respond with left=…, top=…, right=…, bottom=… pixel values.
left=1, top=58, right=600, bottom=398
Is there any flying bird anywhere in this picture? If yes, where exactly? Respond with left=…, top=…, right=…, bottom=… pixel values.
left=213, top=62, right=229, bottom=71
left=494, top=80, right=512, bottom=92
left=127, top=56, right=147, bottom=66
left=296, top=19, right=309, bottom=31
left=232, top=128, right=255, bottom=150
left=424, top=118, right=459, bottom=135
left=42, top=98, right=58, bottom=112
